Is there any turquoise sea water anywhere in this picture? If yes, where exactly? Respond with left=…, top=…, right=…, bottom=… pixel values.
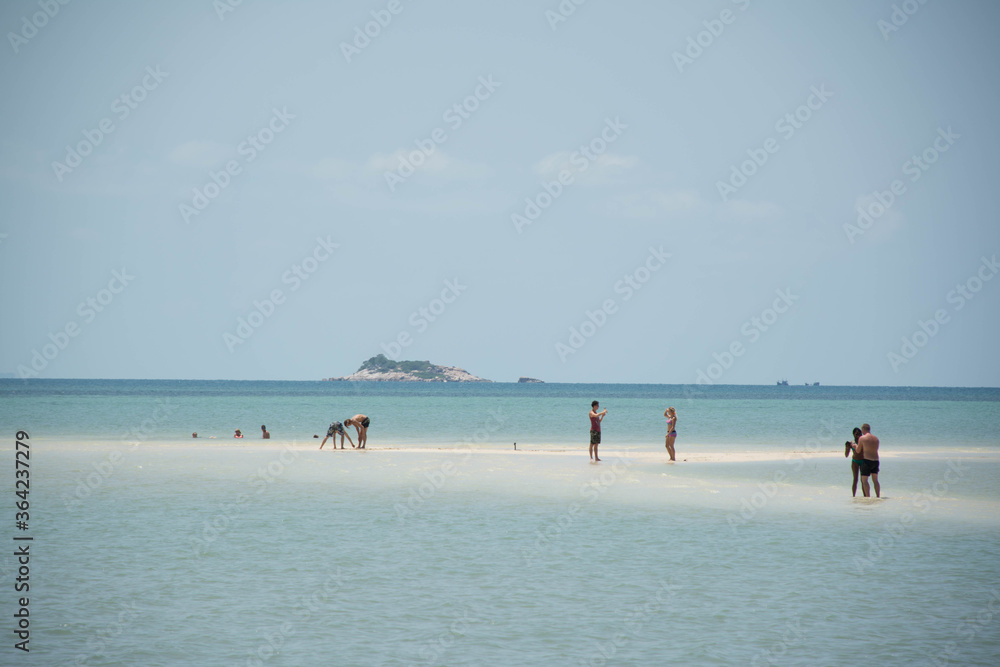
left=3, top=379, right=1000, bottom=448
left=2, top=381, right=999, bottom=665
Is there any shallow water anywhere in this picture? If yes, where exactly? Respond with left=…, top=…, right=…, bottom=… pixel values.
left=13, top=440, right=1000, bottom=666
left=4, top=381, right=999, bottom=664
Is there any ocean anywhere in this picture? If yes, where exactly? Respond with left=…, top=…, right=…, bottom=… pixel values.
left=4, top=379, right=1000, bottom=448
left=2, top=380, right=999, bottom=665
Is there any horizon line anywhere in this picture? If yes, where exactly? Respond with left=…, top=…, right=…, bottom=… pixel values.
left=1, top=377, right=998, bottom=390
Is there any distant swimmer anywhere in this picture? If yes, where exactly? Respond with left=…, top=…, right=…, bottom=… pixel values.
left=854, top=423, right=880, bottom=498
left=320, top=421, right=354, bottom=450
left=589, top=400, right=607, bottom=462
left=664, top=406, right=678, bottom=462
left=192, top=432, right=198, bottom=438
left=234, top=429, right=244, bottom=439
left=261, top=424, right=270, bottom=439
left=345, top=414, right=370, bottom=449
left=845, top=427, right=863, bottom=497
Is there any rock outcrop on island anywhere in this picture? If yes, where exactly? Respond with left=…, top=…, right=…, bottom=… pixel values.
left=325, top=355, right=492, bottom=382
left=517, top=377, right=544, bottom=383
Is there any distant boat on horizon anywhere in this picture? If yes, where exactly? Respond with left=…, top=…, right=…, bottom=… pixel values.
left=777, top=379, right=789, bottom=386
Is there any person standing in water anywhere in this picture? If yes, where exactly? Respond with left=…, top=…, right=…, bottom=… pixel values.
left=589, top=401, right=607, bottom=462
left=261, top=425, right=270, bottom=439
left=844, top=427, right=863, bottom=496
left=664, top=407, right=678, bottom=462
left=853, top=423, right=881, bottom=498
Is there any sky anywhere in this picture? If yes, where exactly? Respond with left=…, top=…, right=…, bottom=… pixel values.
left=1, top=0, right=998, bottom=385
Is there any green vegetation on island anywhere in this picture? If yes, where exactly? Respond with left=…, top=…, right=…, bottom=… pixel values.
left=357, top=355, right=449, bottom=380
left=324, top=354, right=491, bottom=382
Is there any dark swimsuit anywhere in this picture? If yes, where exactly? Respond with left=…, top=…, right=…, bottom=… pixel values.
left=860, top=459, right=880, bottom=476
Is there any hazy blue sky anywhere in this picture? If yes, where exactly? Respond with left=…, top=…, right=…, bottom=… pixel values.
left=1, top=0, right=998, bottom=385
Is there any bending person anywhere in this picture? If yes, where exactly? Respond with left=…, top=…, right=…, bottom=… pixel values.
left=345, top=414, right=370, bottom=449
left=320, top=421, right=354, bottom=450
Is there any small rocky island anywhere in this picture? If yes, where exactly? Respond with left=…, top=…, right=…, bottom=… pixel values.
left=325, top=355, right=492, bottom=383
left=518, top=377, right=544, bottom=383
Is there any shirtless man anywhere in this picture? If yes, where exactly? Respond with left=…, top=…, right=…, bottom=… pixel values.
left=345, top=414, right=370, bottom=449
left=320, top=421, right=354, bottom=450
left=853, top=423, right=880, bottom=498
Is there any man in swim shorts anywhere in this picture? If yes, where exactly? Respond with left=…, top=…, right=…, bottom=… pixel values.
left=345, top=414, right=370, bottom=449
left=320, top=421, right=354, bottom=449
left=855, top=423, right=880, bottom=498
left=589, top=401, right=607, bottom=462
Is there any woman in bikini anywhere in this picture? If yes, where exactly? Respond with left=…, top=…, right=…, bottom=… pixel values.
left=845, top=427, right=863, bottom=497
left=664, top=407, right=677, bottom=462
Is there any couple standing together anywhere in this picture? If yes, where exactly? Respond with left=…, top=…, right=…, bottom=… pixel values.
left=845, top=423, right=881, bottom=497
left=587, top=401, right=677, bottom=462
